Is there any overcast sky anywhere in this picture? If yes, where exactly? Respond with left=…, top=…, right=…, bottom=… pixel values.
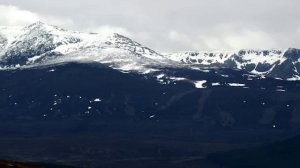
left=0, top=0, right=299, bottom=52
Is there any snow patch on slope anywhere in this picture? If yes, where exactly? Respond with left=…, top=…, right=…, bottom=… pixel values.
left=195, top=80, right=207, bottom=88
left=227, top=83, right=246, bottom=87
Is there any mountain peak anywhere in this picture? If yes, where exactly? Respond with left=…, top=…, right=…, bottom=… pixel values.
left=28, top=21, right=46, bottom=27
left=25, top=21, right=49, bottom=30
left=24, top=21, right=66, bottom=33
left=0, top=22, right=167, bottom=73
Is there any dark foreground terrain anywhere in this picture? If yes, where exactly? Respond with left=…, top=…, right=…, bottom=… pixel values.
left=2, top=131, right=300, bottom=168
left=0, top=63, right=300, bottom=167
left=208, top=135, right=300, bottom=168
left=0, top=160, right=76, bottom=168
left=0, top=121, right=295, bottom=168
left=1, top=120, right=300, bottom=168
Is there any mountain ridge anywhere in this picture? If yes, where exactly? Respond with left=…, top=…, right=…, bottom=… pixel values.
left=164, top=48, right=300, bottom=80
left=0, top=22, right=299, bottom=80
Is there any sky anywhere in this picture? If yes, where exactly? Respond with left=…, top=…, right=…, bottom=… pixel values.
left=0, top=0, right=299, bottom=52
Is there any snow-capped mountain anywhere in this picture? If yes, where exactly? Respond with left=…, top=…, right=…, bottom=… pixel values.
left=0, top=22, right=299, bottom=80
left=163, top=49, right=300, bottom=80
left=0, top=22, right=170, bottom=73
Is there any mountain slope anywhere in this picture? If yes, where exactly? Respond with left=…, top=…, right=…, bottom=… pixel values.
left=163, top=49, right=300, bottom=80
left=0, top=22, right=299, bottom=80
left=1, top=62, right=300, bottom=129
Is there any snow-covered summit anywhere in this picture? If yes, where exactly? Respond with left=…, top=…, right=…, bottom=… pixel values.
left=0, top=22, right=169, bottom=73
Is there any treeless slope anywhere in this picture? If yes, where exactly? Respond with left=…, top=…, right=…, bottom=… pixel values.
left=0, top=160, right=40, bottom=168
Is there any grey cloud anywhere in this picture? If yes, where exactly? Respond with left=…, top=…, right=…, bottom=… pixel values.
left=0, top=0, right=299, bottom=51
